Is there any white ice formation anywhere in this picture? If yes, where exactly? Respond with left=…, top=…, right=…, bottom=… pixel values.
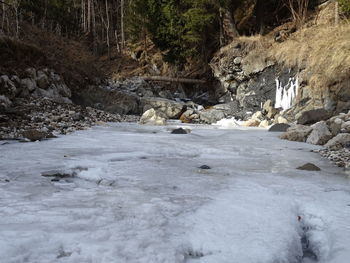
left=275, top=77, right=299, bottom=110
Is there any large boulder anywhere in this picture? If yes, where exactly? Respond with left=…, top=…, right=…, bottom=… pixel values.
left=280, top=125, right=313, bottom=142
left=74, top=85, right=140, bottom=115
left=139, top=108, right=166, bottom=125
left=324, top=133, right=350, bottom=149
left=297, top=109, right=331, bottom=125
left=306, top=121, right=332, bottom=145
left=141, top=97, right=185, bottom=119
left=199, top=109, right=225, bottom=124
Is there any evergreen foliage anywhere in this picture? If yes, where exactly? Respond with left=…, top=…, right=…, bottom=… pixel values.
left=339, top=0, right=350, bottom=16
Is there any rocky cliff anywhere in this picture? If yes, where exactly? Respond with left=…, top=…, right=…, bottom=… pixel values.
left=210, top=1, right=350, bottom=122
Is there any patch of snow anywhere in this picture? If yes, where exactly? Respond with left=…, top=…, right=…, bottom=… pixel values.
left=213, top=117, right=242, bottom=128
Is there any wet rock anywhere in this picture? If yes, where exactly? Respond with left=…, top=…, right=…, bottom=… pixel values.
left=269, top=123, right=290, bottom=132
left=171, top=128, right=191, bottom=134
left=306, top=121, right=332, bottom=145
left=280, top=125, right=313, bottom=142
left=297, top=163, right=321, bottom=171
left=297, top=109, right=331, bottom=125
left=139, top=108, right=166, bottom=125
left=199, top=165, right=211, bottom=170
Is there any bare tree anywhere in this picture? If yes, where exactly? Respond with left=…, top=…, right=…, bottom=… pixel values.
left=284, top=0, right=309, bottom=28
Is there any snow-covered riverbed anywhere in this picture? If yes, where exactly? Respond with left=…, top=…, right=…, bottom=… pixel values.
left=0, top=123, right=349, bottom=263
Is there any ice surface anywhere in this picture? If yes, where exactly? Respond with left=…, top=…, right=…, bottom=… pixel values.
left=0, top=123, right=350, bottom=263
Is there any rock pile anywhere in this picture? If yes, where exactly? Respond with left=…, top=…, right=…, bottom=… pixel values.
left=0, top=97, right=138, bottom=141
left=279, top=109, right=350, bottom=168
left=240, top=99, right=288, bottom=128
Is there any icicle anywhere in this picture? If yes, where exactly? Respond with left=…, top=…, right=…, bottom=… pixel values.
left=275, top=76, right=299, bottom=110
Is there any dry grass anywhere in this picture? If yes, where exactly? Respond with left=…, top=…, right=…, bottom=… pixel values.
left=269, top=23, right=350, bottom=88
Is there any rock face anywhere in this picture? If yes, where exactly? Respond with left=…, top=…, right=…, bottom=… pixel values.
left=297, top=109, right=331, bottom=125
left=139, top=108, right=166, bottom=125
left=306, top=121, right=332, bottom=145
left=0, top=68, right=72, bottom=105
left=280, top=125, right=313, bottom=142
left=210, top=39, right=297, bottom=118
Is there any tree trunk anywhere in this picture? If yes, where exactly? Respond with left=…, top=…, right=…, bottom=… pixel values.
left=222, top=9, right=239, bottom=43
left=120, top=0, right=125, bottom=49
left=255, top=0, right=265, bottom=34
left=105, top=0, right=110, bottom=58
left=142, top=76, right=206, bottom=84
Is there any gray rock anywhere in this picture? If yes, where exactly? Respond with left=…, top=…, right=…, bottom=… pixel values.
left=297, top=109, right=331, bottom=125
left=306, top=121, right=332, bottom=145
left=280, top=125, right=313, bottom=142
left=297, top=163, right=321, bottom=171
left=24, top=68, right=37, bottom=79
left=268, top=123, right=290, bottom=132
left=325, top=133, right=350, bottom=148
left=199, top=109, right=225, bottom=124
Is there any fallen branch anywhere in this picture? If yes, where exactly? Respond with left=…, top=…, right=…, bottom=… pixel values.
left=142, top=76, right=206, bottom=84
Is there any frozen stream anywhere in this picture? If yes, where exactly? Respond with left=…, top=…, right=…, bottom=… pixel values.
left=1, top=123, right=350, bottom=263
